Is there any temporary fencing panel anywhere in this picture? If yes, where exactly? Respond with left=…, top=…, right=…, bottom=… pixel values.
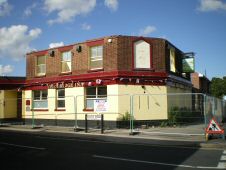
left=0, top=93, right=225, bottom=137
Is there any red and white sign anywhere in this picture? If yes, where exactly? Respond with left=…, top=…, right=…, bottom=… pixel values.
left=206, top=118, right=224, bottom=134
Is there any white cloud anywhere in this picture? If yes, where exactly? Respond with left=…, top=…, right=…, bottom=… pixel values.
left=104, top=0, right=118, bottom=11
left=49, top=42, right=64, bottom=48
left=0, top=65, right=14, bottom=76
left=139, top=25, right=157, bottom=36
left=24, top=3, right=38, bottom=17
left=44, top=0, right=96, bottom=25
left=81, top=23, right=91, bottom=30
left=198, top=0, right=226, bottom=11
left=0, top=25, right=42, bottom=61
left=0, top=0, right=12, bottom=17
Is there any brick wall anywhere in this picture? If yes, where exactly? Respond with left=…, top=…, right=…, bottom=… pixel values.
left=26, top=36, right=175, bottom=80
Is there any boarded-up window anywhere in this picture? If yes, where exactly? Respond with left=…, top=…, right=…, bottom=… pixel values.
left=134, top=40, right=151, bottom=69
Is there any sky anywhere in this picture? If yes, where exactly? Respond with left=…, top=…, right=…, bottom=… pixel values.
left=0, top=0, right=226, bottom=80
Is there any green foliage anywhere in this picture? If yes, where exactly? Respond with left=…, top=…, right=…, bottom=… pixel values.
left=210, top=77, right=226, bottom=98
left=118, top=111, right=132, bottom=121
left=164, top=106, right=202, bottom=126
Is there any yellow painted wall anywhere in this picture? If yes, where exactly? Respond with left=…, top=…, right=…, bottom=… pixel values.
left=4, top=90, right=18, bottom=118
left=23, top=85, right=193, bottom=122
left=0, top=90, right=4, bottom=119
left=117, top=85, right=168, bottom=120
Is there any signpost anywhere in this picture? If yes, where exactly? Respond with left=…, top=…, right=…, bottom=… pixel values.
left=85, top=99, right=108, bottom=134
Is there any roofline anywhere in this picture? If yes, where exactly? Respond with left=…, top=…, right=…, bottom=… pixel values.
left=26, top=35, right=170, bottom=55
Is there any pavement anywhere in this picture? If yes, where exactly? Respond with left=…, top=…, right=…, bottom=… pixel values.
left=0, top=123, right=226, bottom=149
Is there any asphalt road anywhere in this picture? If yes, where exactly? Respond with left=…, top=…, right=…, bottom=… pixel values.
left=0, top=129, right=225, bottom=170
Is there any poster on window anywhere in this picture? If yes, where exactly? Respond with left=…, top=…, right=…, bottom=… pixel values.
left=94, top=99, right=108, bottom=112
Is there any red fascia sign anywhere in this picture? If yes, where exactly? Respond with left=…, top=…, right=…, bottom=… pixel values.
left=205, top=118, right=224, bottom=134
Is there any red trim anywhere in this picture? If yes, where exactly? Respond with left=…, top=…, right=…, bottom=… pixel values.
left=31, top=109, right=49, bottom=111
left=86, top=39, right=104, bottom=46
left=26, top=85, right=48, bottom=90
left=83, top=108, right=94, bottom=112
left=24, top=71, right=168, bottom=90
left=58, top=45, right=74, bottom=52
left=27, top=71, right=167, bottom=83
left=33, top=50, right=48, bottom=56
left=0, top=80, right=25, bottom=84
left=205, top=130, right=224, bottom=134
left=132, top=37, right=153, bottom=70
left=54, top=109, right=66, bottom=111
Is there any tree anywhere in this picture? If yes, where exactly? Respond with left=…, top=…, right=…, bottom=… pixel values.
left=210, top=77, right=226, bottom=98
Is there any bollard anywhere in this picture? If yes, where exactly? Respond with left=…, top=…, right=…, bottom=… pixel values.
left=101, top=114, right=104, bottom=134
left=85, top=114, right=88, bottom=133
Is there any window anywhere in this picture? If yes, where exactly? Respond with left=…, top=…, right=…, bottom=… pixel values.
left=33, top=90, right=48, bottom=109
left=85, top=86, right=107, bottom=109
left=56, top=89, right=65, bottom=108
left=90, top=46, right=103, bottom=70
left=134, top=40, right=151, bottom=69
left=61, top=51, right=71, bottom=73
left=170, top=48, right=176, bottom=72
left=36, top=56, right=46, bottom=76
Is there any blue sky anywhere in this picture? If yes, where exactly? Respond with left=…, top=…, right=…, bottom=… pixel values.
left=0, top=0, right=226, bottom=79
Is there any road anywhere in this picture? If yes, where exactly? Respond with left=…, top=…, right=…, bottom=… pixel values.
left=0, top=129, right=225, bottom=170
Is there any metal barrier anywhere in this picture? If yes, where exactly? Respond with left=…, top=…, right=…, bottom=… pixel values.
left=130, top=93, right=206, bottom=136
left=0, top=93, right=225, bottom=138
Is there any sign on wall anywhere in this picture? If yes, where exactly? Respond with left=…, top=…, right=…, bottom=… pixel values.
left=94, top=99, right=108, bottom=112
left=182, top=57, right=195, bottom=73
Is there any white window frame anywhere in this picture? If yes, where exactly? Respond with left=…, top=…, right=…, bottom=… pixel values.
left=33, top=90, right=48, bottom=109
left=85, top=86, right=107, bottom=109
left=56, top=88, right=65, bottom=109
left=61, top=51, right=72, bottom=73
left=36, top=56, right=46, bottom=76
left=90, top=46, right=103, bottom=70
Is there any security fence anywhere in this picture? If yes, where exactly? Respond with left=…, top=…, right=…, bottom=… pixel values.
left=0, top=93, right=225, bottom=137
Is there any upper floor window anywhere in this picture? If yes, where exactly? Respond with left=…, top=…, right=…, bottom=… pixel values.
left=90, top=46, right=103, bottom=70
left=61, top=51, right=72, bottom=73
left=170, top=48, right=176, bottom=72
left=33, top=90, right=48, bottom=109
left=36, top=56, right=46, bottom=76
left=134, top=40, right=151, bottom=69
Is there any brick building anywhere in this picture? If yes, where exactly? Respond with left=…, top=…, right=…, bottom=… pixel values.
left=191, top=72, right=210, bottom=94
left=23, top=35, right=193, bottom=127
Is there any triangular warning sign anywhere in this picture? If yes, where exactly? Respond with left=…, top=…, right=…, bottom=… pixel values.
left=206, top=118, right=224, bottom=134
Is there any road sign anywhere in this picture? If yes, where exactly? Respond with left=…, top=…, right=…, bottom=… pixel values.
left=206, top=118, right=224, bottom=134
